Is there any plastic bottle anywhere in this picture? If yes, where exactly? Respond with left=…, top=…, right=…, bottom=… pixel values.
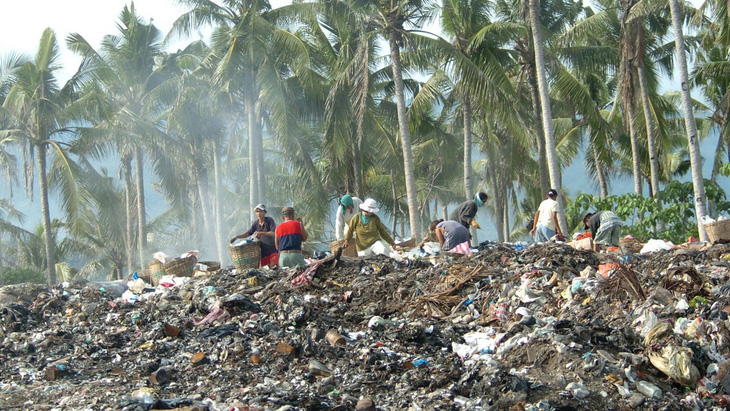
left=636, top=381, right=661, bottom=398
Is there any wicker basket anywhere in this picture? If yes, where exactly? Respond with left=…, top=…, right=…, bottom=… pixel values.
left=197, top=261, right=221, bottom=272
left=163, top=255, right=197, bottom=278
left=704, top=219, right=730, bottom=244
left=148, top=260, right=166, bottom=286
left=330, top=240, right=357, bottom=258
left=230, top=241, right=261, bottom=270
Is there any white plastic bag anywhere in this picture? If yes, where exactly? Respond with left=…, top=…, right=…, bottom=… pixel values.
left=640, top=239, right=674, bottom=254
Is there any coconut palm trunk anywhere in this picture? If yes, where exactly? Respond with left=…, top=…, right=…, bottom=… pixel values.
left=247, top=96, right=259, bottom=211
left=123, top=155, right=135, bottom=274
left=486, top=150, right=503, bottom=242
left=212, top=140, right=226, bottom=264
left=388, top=33, right=422, bottom=240
left=528, top=0, right=568, bottom=234
left=626, top=97, right=643, bottom=195
left=528, top=64, right=550, bottom=195
left=254, top=101, right=266, bottom=204
left=193, top=165, right=212, bottom=253
left=669, top=0, right=709, bottom=240
left=638, top=65, right=659, bottom=196
left=36, top=144, right=56, bottom=285
left=391, top=169, right=398, bottom=235
left=463, top=96, right=473, bottom=200
left=592, top=148, right=609, bottom=198
left=135, top=147, right=147, bottom=267
left=636, top=30, right=660, bottom=196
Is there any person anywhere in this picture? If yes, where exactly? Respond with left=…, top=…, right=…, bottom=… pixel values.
left=275, top=207, right=308, bottom=268
left=343, top=198, right=396, bottom=257
left=335, top=194, right=363, bottom=240
left=583, top=211, right=623, bottom=251
left=230, top=204, right=278, bottom=267
left=530, top=189, right=562, bottom=243
left=430, top=219, right=470, bottom=252
left=449, top=192, right=488, bottom=230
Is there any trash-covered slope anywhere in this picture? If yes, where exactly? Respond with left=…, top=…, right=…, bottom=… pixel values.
left=2, top=243, right=730, bottom=410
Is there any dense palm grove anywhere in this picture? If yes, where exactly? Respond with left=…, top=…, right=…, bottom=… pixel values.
left=0, top=0, right=729, bottom=285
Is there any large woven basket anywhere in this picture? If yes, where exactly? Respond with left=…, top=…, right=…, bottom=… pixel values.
left=148, top=260, right=167, bottom=286
left=163, top=255, right=197, bottom=278
left=230, top=241, right=261, bottom=270
left=197, top=261, right=221, bottom=272
left=330, top=240, right=357, bottom=258
left=704, top=219, right=730, bottom=243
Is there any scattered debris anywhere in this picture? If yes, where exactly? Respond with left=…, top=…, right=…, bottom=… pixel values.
left=2, top=242, right=730, bottom=409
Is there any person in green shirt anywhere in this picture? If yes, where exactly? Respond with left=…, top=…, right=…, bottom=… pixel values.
left=343, top=198, right=396, bottom=257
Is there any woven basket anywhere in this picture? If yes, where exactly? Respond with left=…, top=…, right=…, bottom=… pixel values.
left=705, top=219, right=730, bottom=244
left=163, top=255, right=197, bottom=278
left=397, top=237, right=416, bottom=248
left=230, top=241, right=261, bottom=270
left=148, top=260, right=166, bottom=286
left=197, top=261, right=221, bottom=272
left=330, top=240, right=357, bottom=258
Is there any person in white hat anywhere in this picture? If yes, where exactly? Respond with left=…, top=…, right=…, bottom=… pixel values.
left=230, top=203, right=279, bottom=267
left=343, top=198, right=396, bottom=257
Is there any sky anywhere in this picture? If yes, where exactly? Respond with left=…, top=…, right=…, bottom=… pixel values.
left=0, top=0, right=291, bottom=83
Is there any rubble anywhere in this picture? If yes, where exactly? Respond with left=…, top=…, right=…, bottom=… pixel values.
left=2, top=242, right=730, bottom=409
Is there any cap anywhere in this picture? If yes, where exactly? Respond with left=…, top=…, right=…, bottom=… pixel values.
left=254, top=204, right=266, bottom=212
left=547, top=189, right=558, bottom=197
left=282, top=206, right=294, bottom=216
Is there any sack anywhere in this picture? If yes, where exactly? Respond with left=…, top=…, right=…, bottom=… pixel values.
left=570, top=237, right=593, bottom=251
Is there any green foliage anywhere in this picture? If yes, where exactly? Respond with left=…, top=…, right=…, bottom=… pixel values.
left=2, top=267, right=46, bottom=285
left=567, top=180, right=730, bottom=243
left=720, top=163, right=730, bottom=177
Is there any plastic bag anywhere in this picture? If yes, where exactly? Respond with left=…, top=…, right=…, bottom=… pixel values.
left=640, top=239, right=674, bottom=254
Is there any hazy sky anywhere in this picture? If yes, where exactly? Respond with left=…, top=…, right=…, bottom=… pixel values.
left=0, top=0, right=291, bottom=82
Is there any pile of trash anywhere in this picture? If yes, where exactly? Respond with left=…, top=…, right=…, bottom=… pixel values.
left=2, top=241, right=730, bottom=410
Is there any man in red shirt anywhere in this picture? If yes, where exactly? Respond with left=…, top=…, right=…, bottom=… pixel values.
left=275, top=207, right=308, bottom=268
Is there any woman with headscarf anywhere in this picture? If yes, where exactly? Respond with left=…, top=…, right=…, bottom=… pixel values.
left=335, top=194, right=363, bottom=240
left=449, top=192, right=488, bottom=230
left=343, top=198, right=396, bottom=256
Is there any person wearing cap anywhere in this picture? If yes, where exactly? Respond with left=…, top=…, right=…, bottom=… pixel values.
left=530, top=189, right=562, bottom=243
left=343, top=198, right=396, bottom=256
left=583, top=211, right=623, bottom=251
left=275, top=207, right=308, bottom=268
left=230, top=204, right=278, bottom=267
left=335, top=194, right=363, bottom=240
left=449, top=192, right=488, bottom=230
left=429, top=219, right=470, bottom=252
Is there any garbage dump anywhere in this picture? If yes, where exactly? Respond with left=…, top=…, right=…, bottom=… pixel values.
left=2, top=241, right=730, bottom=410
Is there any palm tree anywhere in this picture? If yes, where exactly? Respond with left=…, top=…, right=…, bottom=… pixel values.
left=1, top=28, right=83, bottom=285
left=440, top=0, right=515, bottom=201
left=694, top=0, right=730, bottom=204
left=668, top=0, right=709, bottom=240
left=67, top=4, right=168, bottom=270
left=528, top=0, right=569, bottom=233
left=354, top=0, right=444, bottom=240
